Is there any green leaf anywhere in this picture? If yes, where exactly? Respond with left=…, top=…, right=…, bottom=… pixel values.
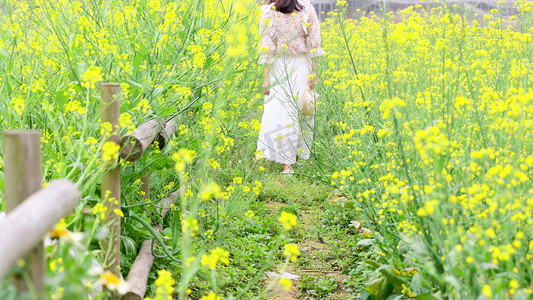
left=366, top=260, right=408, bottom=292
left=376, top=280, right=394, bottom=300
left=365, top=277, right=385, bottom=296
left=359, top=291, right=373, bottom=300
left=120, top=235, right=137, bottom=256
left=416, top=293, right=440, bottom=300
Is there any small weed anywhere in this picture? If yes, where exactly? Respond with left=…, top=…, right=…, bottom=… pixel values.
left=299, top=274, right=339, bottom=299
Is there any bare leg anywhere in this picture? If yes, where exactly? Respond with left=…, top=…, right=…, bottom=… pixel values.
left=283, top=164, right=294, bottom=173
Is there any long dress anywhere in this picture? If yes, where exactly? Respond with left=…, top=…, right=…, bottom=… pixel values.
left=256, top=2, right=325, bottom=165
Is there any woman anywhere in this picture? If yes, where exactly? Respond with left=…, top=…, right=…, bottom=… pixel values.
left=256, top=0, right=325, bottom=174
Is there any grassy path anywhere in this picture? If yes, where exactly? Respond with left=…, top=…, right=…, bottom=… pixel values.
left=256, top=175, right=375, bottom=299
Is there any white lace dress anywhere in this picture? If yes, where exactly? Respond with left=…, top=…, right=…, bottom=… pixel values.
left=256, top=1, right=325, bottom=164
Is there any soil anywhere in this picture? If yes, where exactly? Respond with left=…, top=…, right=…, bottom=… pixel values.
left=263, top=201, right=352, bottom=299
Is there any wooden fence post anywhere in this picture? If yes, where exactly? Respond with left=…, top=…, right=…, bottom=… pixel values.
left=100, top=83, right=122, bottom=276
left=3, top=130, right=44, bottom=293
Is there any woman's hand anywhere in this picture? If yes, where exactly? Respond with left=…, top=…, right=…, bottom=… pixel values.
left=263, top=67, right=271, bottom=95
left=263, top=78, right=270, bottom=95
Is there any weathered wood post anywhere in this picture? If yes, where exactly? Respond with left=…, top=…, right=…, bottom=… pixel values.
left=100, top=83, right=122, bottom=276
left=3, top=130, right=44, bottom=292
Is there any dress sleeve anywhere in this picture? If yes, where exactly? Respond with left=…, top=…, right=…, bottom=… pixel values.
left=258, top=6, right=275, bottom=65
left=306, top=5, right=325, bottom=58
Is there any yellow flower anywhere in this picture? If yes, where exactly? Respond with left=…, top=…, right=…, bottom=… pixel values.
left=48, top=218, right=83, bottom=243
left=199, top=182, right=223, bottom=201
left=233, top=177, right=243, bottom=185
left=181, top=217, right=199, bottom=237
left=154, top=269, right=175, bottom=300
left=81, top=66, right=103, bottom=88
left=279, top=277, right=292, bottom=290
left=64, top=100, right=86, bottom=115
left=416, top=199, right=439, bottom=217
left=279, top=211, right=297, bottom=230
left=12, top=96, right=25, bottom=115
left=172, top=148, right=196, bottom=172
left=208, top=158, right=221, bottom=170
left=482, top=284, right=493, bottom=298
left=336, top=0, right=347, bottom=6
left=98, top=271, right=129, bottom=295
left=113, top=209, right=124, bottom=218
left=283, top=244, right=300, bottom=262
left=185, top=256, right=196, bottom=267
left=119, top=113, right=135, bottom=134
left=92, top=203, right=107, bottom=221
left=102, top=141, right=120, bottom=163
left=199, top=292, right=221, bottom=300
left=201, top=247, right=230, bottom=270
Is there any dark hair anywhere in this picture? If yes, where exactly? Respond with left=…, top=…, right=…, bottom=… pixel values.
left=268, top=0, right=303, bottom=14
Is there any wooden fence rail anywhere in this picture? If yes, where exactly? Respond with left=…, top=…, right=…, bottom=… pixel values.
left=121, top=118, right=167, bottom=162
left=0, top=130, right=80, bottom=291
left=0, top=180, right=80, bottom=281
left=1, top=83, right=182, bottom=297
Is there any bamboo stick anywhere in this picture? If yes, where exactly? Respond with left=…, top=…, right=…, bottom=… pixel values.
left=100, top=83, right=122, bottom=276
left=0, top=180, right=80, bottom=282
left=3, top=130, right=44, bottom=292
left=122, top=186, right=182, bottom=300
left=122, top=240, right=155, bottom=300
left=123, top=174, right=151, bottom=300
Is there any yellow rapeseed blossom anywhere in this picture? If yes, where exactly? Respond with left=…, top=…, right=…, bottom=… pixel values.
left=119, top=113, right=135, bottom=134
left=81, top=66, right=103, bottom=88
left=153, top=269, right=175, bottom=300
left=199, top=292, right=221, bottom=300
left=113, top=209, right=124, bottom=218
left=279, top=278, right=292, bottom=290
left=181, top=216, right=199, bottom=237
left=12, top=96, right=25, bottom=115
left=279, top=211, right=297, bottom=230
left=201, top=247, right=230, bottom=270
left=48, top=218, right=83, bottom=243
left=482, top=284, right=493, bottom=298
left=102, top=141, right=120, bottom=162
left=98, top=271, right=129, bottom=295
left=199, top=182, right=223, bottom=201
left=64, top=100, right=86, bottom=115
left=172, top=148, right=196, bottom=173
left=92, top=203, right=107, bottom=221
left=283, top=244, right=300, bottom=262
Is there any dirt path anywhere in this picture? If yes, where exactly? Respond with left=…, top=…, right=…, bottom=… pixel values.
left=263, top=200, right=352, bottom=299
